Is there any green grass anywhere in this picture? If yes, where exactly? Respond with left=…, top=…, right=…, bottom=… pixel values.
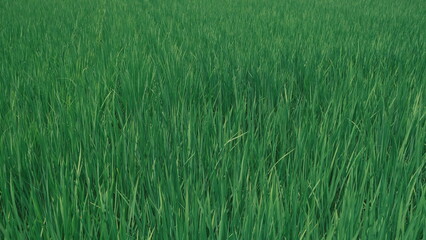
left=0, top=0, right=425, bottom=239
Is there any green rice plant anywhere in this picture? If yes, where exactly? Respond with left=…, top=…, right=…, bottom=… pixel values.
left=0, top=0, right=425, bottom=239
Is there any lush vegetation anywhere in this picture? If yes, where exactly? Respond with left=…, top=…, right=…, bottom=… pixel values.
left=1, top=0, right=425, bottom=239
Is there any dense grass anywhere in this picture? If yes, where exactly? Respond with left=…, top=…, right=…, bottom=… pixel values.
left=1, top=0, right=425, bottom=239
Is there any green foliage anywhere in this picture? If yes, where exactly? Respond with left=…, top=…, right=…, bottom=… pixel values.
left=0, top=0, right=425, bottom=239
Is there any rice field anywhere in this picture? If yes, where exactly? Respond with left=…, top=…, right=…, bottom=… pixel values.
left=0, top=0, right=425, bottom=239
